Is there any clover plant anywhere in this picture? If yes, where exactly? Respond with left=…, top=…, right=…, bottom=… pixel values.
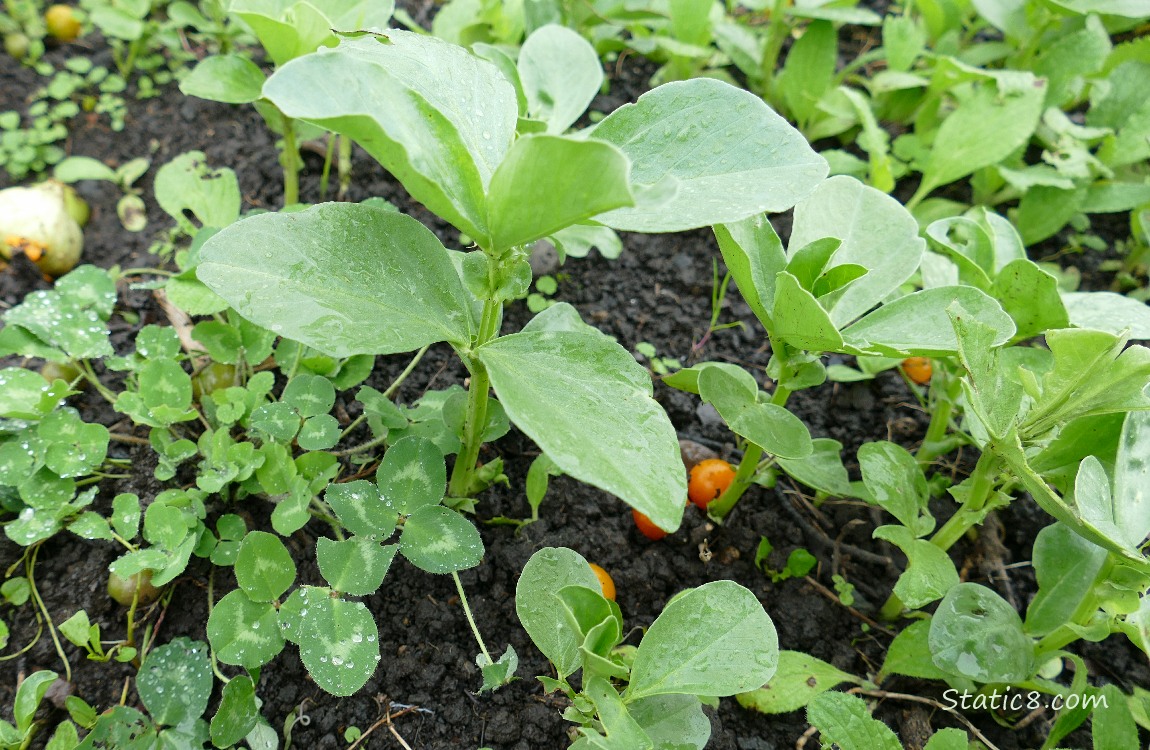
left=516, top=547, right=779, bottom=749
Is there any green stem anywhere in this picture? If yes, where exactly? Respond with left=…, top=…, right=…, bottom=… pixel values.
left=915, top=398, right=953, bottom=465
left=318, top=133, right=335, bottom=200
left=27, top=545, right=71, bottom=683
left=879, top=452, right=1001, bottom=620
left=77, top=359, right=118, bottom=404
left=758, top=0, right=792, bottom=106
left=281, top=112, right=300, bottom=207
left=331, top=433, right=388, bottom=457
left=337, top=135, right=353, bottom=200
left=452, top=571, right=491, bottom=664
left=384, top=344, right=430, bottom=399
left=447, top=299, right=501, bottom=499
left=707, top=385, right=792, bottom=521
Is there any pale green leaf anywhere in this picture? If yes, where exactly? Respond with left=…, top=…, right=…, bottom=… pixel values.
left=590, top=78, right=827, bottom=232
left=477, top=329, right=686, bottom=531
left=199, top=203, right=475, bottom=357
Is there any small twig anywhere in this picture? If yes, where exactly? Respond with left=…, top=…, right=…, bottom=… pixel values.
left=847, top=687, right=1002, bottom=750
left=109, top=433, right=151, bottom=446
left=803, top=576, right=895, bottom=636
left=795, top=724, right=819, bottom=749
left=348, top=703, right=424, bottom=750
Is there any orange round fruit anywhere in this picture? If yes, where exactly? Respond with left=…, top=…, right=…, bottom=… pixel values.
left=688, top=458, right=736, bottom=509
left=632, top=509, right=667, bottom=541
left=901, top=357, right=932, bottom=386
left=588, top=563, right=615, bottom=601
left=45, top=5, right=82, bottom=41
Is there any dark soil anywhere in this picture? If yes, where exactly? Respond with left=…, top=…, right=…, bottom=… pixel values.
left=2, top=17, right=1148, bottom=750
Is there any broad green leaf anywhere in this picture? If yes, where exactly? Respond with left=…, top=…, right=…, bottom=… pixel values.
left=1023, top=329, right=1150, bottom=438
left=264, top=33, right=517, bottom=241
left=289, top=589, right=379, bottom=696
left=697, top=366, right=813, bottom=459
left=771, top=272, right=844, bottom=352
left=1047, top=0, right=1150, bottom=16
left=777, top=438, right=853, bottom=497
left=137, top=638, right=212, bottom=727
left=399, top=505, right=483, bottom=574
left=627, top=581, right=778, bottom=700
left=235, top=531, right=297, bottom=602
left=583, top=676, right=654, bottom=750
left=1094, top=684, right=1139, bottom=750
left=879, top=620, right=948, bottom=680
left=1032, top=15, right=1111, bottom=107
left=518, top=24, right=602, bottom=133
left=713, top=214, right=787, bottom=327
left=1111, top=410, right=1150, bottom=549
left=210, top=676, right=258, bottom=748
left=199, top=203, right=475, bottom=357
left=923, top=728, right=968, bottom=750
left=207, top=590, right=285, bottom=669
left=737, top=650, right=857, bottom=714
left=324, top=480, right=397, bottom=537
left=778, top=20, right=836, bottom=127
left=54, top=155, right=117, bottom=182
left=842, top=287, right=1015, bottom=357
left=0, top=368, right=68, bottom=419
left=1025, top=523, right=1108, bottom=637
left=807, top=692, right=902, bottom=750
left=13, top=670, right=57, bottom=730
left=858, top=442, right=933, bottom=536
left=317, top=538, right=397, bottom=595
left=6, top=291, right=112, bottom=359
left=991, top=259, right=1068, bottom=339
left=1062, top=292, right=1150, bottom=339
left=787, top=178, right=924, bottom=328
left=153, top=151, right=240, bottom=230
left=590, top=78, right=827, bottom=232
left=477, top=330, right=686, bottom=531
left=376, top=436, right=445, bottom=516
left=929, top=583, right=1036, bottom=683
left=515, top=547, right=601, bottom=680
left=873, top=526, right=959, bottom=608
left=630, top=694, right=709, bottom=750
left=486, top=134, right=633, bottom=252
left=917, top=74, right=1045, bottom=198
left=180, top=54, right=265, bottom=104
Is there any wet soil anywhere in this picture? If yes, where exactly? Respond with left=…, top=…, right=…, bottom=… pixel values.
left=1, top=16, right=1148, bottom=750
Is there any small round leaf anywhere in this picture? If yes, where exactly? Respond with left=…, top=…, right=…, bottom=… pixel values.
left=399, top=506, right=483, bottom=574
left=207, top=589, right=285, bottom=669
left=235, top=531, right=296, bottom=602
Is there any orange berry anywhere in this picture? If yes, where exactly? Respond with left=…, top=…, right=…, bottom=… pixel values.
left=688, top=458, right=736, bottom=509
left=45, top=5, right=82, bottom=42
left=588, top=563, right=615, bottom=601
left=901, top=357, right=932, bottom=386
left=632, top=509, right=667, bottom=541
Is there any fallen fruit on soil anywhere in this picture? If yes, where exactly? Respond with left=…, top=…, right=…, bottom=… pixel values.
left=0, top=181, right=84, bottom=277
left=108, top=570, right=162, bottom=606
left=632, top=509, right=667, bottom=541
left=688, top=458, right=736, bottom=509
left=192, top=362, right=237, bottom=398
left=901, top=356, right=932, bottom=385
left=44, top=4, right=82, bottom=41
left=588, top=563, right=615, bottom=601
left=3, top=32, right=29, bottom=60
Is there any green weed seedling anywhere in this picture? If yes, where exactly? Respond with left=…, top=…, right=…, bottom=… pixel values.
left=666, top=176, right=1017, bottom=519
left=0, top=670, right=80, bottom=750
left=516, top=547, right=779, bottom=750
left=54, top=155, right=150, bottom=231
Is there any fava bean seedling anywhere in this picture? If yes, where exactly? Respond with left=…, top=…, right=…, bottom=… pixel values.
left=2, top=0, right=1150, bottom=748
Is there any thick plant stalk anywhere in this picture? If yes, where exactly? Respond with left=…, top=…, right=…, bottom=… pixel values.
left=707, top=384, right=792, bottom=520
